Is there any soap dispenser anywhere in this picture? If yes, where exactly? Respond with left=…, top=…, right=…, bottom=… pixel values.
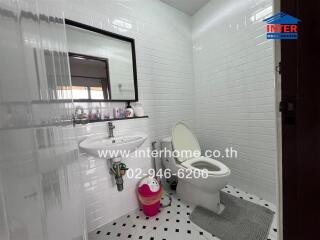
left=125, top=102, right=134, bottom=118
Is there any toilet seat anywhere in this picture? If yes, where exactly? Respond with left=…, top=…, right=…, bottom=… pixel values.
left=181, top=156, right=230, bottom=176
left=172, top=122, right=230, bottom=177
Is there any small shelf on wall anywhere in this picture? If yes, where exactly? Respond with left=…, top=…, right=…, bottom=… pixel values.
left=73, top=116, right=148, bottom=125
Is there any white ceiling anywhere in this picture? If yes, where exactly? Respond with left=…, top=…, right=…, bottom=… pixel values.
left=160, top=0, right=210, bottom=16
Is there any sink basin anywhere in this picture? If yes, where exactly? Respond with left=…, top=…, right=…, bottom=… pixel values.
left=79, top=134, right=147, bottom=158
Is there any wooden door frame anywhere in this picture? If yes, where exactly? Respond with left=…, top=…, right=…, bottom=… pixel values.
left=280, top=0, right=320, bottom=239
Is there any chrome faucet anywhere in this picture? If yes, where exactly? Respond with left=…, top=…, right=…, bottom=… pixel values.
left=108, top=122, right=115, bottom=138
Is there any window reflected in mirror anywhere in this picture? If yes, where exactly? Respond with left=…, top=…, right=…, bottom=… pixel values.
left=69, top=53, right=110, bottom=100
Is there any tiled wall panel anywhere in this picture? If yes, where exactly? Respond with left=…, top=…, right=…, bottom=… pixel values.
left=192, top=0, right=277, bottom=203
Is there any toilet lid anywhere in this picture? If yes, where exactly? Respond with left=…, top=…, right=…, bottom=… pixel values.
left=172, top=122, right=201, bottom=163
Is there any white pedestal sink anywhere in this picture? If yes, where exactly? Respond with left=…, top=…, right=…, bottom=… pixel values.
left=79, top=134, right=148, bottom=159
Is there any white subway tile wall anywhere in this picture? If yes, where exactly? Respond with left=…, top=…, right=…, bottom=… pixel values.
left=63, top=0, right=195, bottom=231
left=192, top=0, right=277, bottom=203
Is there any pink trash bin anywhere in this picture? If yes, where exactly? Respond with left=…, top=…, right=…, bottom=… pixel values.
left=138, top=177, right=162, bottom=217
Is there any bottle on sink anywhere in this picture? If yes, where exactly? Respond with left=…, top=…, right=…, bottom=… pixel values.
left=125, top=102, right=134, bottom=118
left=113, top=107, right=120, bottom=119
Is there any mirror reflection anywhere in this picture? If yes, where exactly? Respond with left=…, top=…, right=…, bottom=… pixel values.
left=65, top=20, right=138, bottom=101
left=69, top=53, right=110, bottom=100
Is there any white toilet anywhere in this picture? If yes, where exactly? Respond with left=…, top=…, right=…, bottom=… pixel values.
left=161, top=122, right=231, bottom=214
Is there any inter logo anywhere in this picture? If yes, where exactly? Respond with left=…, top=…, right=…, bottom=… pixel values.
left=263, top=12, right=301, bottom=40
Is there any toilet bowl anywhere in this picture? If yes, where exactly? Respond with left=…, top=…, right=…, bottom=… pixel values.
left=160, top=122, right=231, bottom=214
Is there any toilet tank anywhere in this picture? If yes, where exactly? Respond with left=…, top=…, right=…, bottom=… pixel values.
left=160, top=137, right=177, bottom=171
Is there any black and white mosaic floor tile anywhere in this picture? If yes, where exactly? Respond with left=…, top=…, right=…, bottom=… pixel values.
left=88, top=185, right=278, bottom=240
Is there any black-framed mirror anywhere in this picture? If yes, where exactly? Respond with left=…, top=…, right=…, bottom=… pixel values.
left=65, top=19, right=138, bottom=102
